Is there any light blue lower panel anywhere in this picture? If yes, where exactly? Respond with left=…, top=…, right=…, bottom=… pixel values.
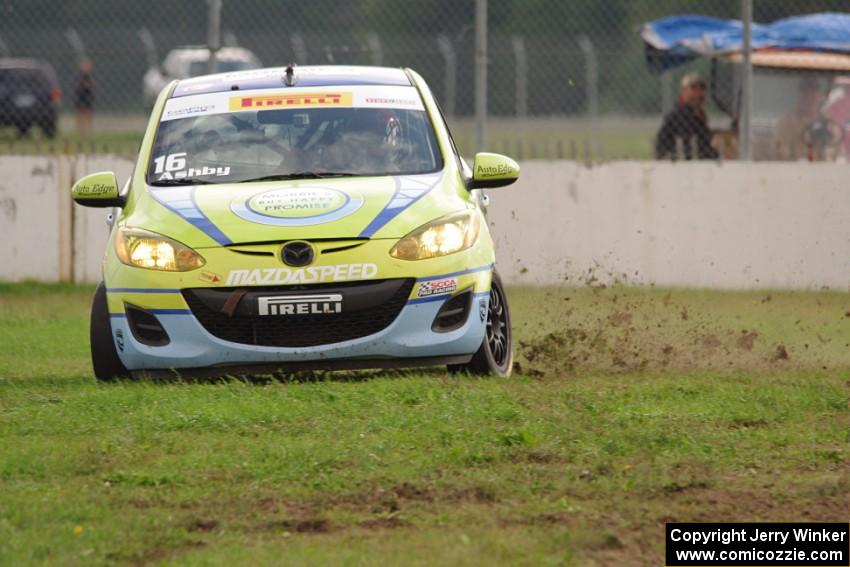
left=110, top=293, right=489, bottom=370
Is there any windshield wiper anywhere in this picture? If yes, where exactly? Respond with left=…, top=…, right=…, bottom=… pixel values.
left=239, top=172, right=360, bottom=182
left=149, top=178, right=216, bottom=187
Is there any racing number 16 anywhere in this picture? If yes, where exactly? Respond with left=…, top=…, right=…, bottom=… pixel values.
left=153, top=152, right=187, bottom=174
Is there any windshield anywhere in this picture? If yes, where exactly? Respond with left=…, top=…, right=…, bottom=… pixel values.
left=147, top=85, right=442, bottom=185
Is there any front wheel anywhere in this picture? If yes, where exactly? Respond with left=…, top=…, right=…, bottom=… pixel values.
left=448, top=271, right=513, bottom=377
left=90, top=282, right=129, bottom=381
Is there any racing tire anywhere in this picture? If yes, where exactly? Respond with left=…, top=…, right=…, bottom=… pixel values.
left=448, top=271, right=513, bottom=377
left=90, top=282, right=129, bottom=382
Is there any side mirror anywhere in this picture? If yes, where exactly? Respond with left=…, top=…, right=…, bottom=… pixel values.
left=470, top=152, right=520, bottom=189
left=71, top=171, right=125, bottom=207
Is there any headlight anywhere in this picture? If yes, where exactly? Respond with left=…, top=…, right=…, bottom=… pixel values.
left=115, top=227, right=205, bottom=271
left=390, top=210, right=480, bottom=260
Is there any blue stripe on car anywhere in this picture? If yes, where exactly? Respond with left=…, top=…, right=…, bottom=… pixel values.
left=106, top=265, right=493, bottom=304
left=148, top=186, right=232, bottom=245
left=107, top=288, right=181, bottom=293
left=416, top=264, right=493, bottom=281
left=110, top=309, right=192, bottom=317
left=358, top=172, right=443, bottom=237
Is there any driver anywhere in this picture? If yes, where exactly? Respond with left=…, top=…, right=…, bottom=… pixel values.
left=323, top=110, right=401, bottom=172
left=774, top=76, right=825, bottom=160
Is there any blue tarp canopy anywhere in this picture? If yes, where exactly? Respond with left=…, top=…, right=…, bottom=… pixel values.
left=643, top=13, right=850, bottom=73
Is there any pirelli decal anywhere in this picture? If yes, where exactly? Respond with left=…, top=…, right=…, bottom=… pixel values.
left=229, top=92, right=353, bottom=111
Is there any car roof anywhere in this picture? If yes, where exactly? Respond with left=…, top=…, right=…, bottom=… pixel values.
left=166, top=46, right=258, bottom=62
left=0, top=58, right=57, bottom=82
left=0, top=58, right=50, bottom=71
left=171, top=65, right=412, bottom=98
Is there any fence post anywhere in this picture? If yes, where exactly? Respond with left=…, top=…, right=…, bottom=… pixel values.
left=291, top=33, right=308, bottom=64
left=367, top=32, right=383, bottom=66
left=436, top=34, right=457, bottom=120
left=138, top=28, right=158, bottom=69
left=474, top=0, right=487, bottom=153
left=512, top=35, right=528, bottom=120
left=207, top=0, right=222, bottom=74
left=739, top=0, right=753, bottom=160
left=577, top=35, right=599, bottom=160
left=661, top=70, right=672, bottom=113
left=57, top=155, right=74, bottom=282
left=65, top=28, right=86, bottom=61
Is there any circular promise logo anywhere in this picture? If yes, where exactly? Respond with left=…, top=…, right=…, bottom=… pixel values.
left=232, top=186, right=363, bottom=227
left=248, top=188, right=347, bottom=219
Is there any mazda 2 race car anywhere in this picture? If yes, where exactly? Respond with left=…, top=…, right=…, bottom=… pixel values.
left=72, top=65, right=519, bottom=380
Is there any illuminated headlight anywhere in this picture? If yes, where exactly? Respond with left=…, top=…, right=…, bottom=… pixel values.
left=390, top=210, right=480, bottom=260
left=115, top=227, right=205, bottom=271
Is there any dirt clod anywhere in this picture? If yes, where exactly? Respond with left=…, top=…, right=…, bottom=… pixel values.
left=771, top=344, right=790, bottom=362
left=188, top=519, right=219, bottom=532
left=736, top=331, right=759, bottom=351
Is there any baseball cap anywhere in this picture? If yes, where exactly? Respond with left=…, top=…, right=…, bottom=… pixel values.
left=681, top=72, right=707, bottom=89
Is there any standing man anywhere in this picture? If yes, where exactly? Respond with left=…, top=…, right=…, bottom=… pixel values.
left=75, top=59, right=95, bottom=134
left=655, top=73, right=718, bottom=160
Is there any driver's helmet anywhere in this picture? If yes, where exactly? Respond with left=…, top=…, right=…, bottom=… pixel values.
left=346, top=110, right=402, bottom=146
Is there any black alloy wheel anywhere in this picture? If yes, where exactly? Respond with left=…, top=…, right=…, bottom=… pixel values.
left=448, top=271, right=513, bottom=377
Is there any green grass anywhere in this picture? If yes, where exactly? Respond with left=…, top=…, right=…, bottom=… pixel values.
left=0, top=116, right=656, bottom=160
left=451, top=117, right=656, bottom=160
left=0, top=131, right=142, bottom=157
left=1, top=283, right=848, bottom=566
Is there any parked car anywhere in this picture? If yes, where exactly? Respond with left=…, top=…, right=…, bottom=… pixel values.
left=142, top=46, right=261, bottom=106
left=0, top=58, right=60, bottom=138
left=73, top=65, right=518, bottom=380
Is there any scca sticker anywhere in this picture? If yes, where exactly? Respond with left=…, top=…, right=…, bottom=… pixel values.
left=226, top=263, right=378, bottom=286
left=231, top=187, right=363, bottom=227
left=417, top=278, right=458, bottom=297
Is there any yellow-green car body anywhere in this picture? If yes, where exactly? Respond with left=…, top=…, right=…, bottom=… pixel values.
left=73, top=65, right=518, bottom=379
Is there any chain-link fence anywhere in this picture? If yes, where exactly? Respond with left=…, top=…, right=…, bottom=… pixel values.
left=0, top=0, right=847, bottom=159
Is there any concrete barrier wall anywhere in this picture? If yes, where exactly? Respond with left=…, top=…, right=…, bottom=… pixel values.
left=0, top=155, right=133, bottom=283
left=1, top=157, right=848, bottom=290
left=488, top=161, right=850, bottom=290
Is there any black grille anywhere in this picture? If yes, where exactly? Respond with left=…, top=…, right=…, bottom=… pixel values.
left=125, top=304, right=170, bottom=346
left=431, top=289, right=472, bottom=333
left=182, top=278, right=414, bottom=347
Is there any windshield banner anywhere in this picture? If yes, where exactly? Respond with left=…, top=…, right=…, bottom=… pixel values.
left=161, top=85, right=425, bottom=121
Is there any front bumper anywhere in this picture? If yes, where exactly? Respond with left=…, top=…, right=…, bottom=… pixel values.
left=104, top=238, right=495, bottom=372
left=110, top=289, right=489, bottom=372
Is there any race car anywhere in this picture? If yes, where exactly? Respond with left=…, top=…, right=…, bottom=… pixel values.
left=72, top=65, right=519, bottom=380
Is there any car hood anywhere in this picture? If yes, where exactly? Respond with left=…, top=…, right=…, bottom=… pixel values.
left=131, top=171, right=467, bottom=248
